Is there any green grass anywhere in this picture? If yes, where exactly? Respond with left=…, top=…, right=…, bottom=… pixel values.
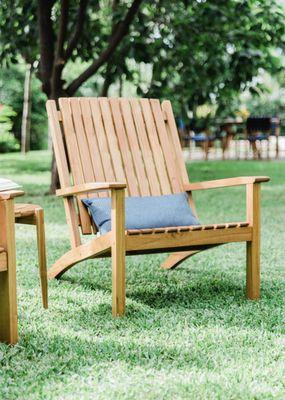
left=0, top=151, right=285, bottom=399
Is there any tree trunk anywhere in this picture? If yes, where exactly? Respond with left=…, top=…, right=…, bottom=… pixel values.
left=21, top=64, right=32, bottom=154
left=48, top=88, right=65, bottom=194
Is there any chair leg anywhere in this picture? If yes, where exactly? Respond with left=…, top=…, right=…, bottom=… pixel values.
left=35, top=208, right=48, bottom=309
left=0, top=199, right=18, bottom=344
left=111, top=189, right=126, bottom=317
left=246, top=183, right=261, bottom=300
left=246, top=240, right=260, bottom=300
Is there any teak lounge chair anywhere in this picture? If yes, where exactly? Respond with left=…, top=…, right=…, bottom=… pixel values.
left=46, top=97, right=269, bottom=317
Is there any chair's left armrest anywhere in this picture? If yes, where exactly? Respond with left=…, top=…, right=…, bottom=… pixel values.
left=184, top=176, right=270, bottom=191
left=0, top=190, right=25, bottom=200
left=56, top=182, right=127, bottom=197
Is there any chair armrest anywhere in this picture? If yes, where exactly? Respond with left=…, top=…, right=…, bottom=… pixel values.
left=184, top=176, right=270, bottom=191
left=56, top=182, right=127, bottom=197
left=0, top=190, right=25, bottom=200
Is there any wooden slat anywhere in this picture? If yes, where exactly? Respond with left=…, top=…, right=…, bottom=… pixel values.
left=161, top=100, right=189, bottom=185
left=126, top=222, right=249, bottom=235
left=140, top=99, right=172, bottom=194
left=46, top=100, right=81, bottom=245
left=150, top=99, right=182, bottom=193
left=59, top=98, right=84, bottom=186
left=46, top=101, right=70, bottom=188
left=109, top=98, right=140, bottom=196
left=69, top=99, right=95, bottom=184
left=89, top=98, right=116, bottom=185
left=160, top=100, right=198, bottom=216
left=79, top=98, right=106, bottom=198
left=99, top=98, right=126, bottom=187
left=119, top=98, right=150, bottom=196
left=59, top=98, right=92, bottom=234
left=129, top=99, right=161, bottom=195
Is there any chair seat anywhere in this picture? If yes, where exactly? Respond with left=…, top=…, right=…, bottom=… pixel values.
left=14, top=203, right=42, bottom=218
left=127, top=222, right=249, bottom=235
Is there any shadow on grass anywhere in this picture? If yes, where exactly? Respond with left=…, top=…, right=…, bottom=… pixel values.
left=57, top=265, right=285, bottom=335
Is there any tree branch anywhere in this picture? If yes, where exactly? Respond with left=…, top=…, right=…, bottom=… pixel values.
left=55, top=0, right=70, bottom=60
left=37, top=0, right=56, bottom=97
left=64, top=0, right=89, bottom=61
left=66, top=0, right=143, bottom=95
left=51, top=0, right=70, bottom=96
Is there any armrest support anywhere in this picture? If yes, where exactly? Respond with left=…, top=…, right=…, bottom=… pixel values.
left=184, top=176, right=270, bottom=191
left=0, top=190, right=25, bottom=200
left=56, top=182, right=127, bottom=197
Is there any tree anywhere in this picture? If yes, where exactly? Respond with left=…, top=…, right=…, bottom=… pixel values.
left=134, top=0, right=285, bottom=118
left=0, top=0, right=284, bottom=190
left=0, top=0, right=144, bottom=191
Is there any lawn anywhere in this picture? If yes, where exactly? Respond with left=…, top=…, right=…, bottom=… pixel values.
left=0, top=151, right=285, bottom=400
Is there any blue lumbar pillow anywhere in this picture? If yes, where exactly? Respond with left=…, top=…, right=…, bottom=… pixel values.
left=82, top=192, right=200, bottom=235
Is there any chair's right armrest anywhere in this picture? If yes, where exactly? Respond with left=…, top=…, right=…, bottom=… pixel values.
left=56, top=182, right=127, bottom=197
left=0, top=190, right=25, bottom=200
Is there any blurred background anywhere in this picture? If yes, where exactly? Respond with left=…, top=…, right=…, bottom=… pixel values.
left=1, top=0, right=285, bottom=167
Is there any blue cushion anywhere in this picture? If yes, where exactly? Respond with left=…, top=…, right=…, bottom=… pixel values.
left=82, top=192, right=200, bottom=235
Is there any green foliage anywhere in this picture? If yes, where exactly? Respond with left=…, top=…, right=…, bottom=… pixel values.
left=0, top=0, right=284, bottom=119
left=0, top=63, right=48, bottom=150
left=0, top=105, right=19, bottom=152
left=135, top=0, right=285, bottom=117
left=0, top=151, right=285, bottom=398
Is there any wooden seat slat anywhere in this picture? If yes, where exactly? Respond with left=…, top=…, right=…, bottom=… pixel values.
left=126, top=222, right=249, bottom=236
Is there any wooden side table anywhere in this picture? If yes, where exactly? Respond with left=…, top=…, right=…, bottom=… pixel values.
left=0, top=190, right=24, bottom=344
left=14, top=204, right=48, bottom=309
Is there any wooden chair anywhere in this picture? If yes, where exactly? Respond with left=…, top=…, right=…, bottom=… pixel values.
left=14, top=204, right=48, bottom=309
left=46, top=98, right=269, bottom=317
left=0, top=190, right=24, bottom=344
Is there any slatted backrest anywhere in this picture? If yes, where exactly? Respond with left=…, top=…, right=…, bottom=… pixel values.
left=47, top=97, right=192, bottom=236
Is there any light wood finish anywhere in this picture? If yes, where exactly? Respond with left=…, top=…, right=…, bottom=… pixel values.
left=161, top=245, right=222, bottom=270
left=185, top=176, right=270, bottom=191
left=126, top=227, right=252, bottom=253
left=0, top=249, right=7, bottom=272
left=46, top=100, right=82, bottom=246
left=14, top=203, right=48, bottom=309
left=111, top=188, right=126, bottom=316
left=161, top=250, right=202, bottom=270
left=0, top=196, right=19, bottom=344
left=47, top=232, right=112, bottom=279
left=35, top=208, right=48, bottom=309
left=0, top=190, right=25, bottom=200
left=246, top=183, right=261, bottom=299
left=46, top=97, right=270, bottom=316
left=56, top=182, right=126, bottom=197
